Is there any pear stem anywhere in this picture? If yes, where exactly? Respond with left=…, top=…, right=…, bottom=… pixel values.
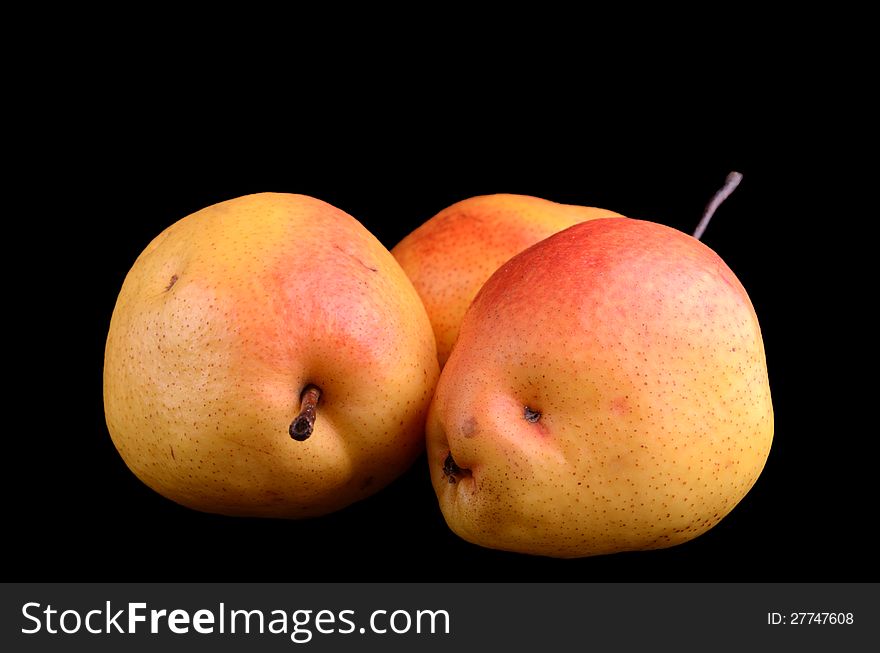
left=693, top=171, right=743, bottom=241
left=290, top=385, right=321, bottom=441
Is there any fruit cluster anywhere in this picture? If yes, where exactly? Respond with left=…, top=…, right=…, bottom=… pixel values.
left=104, top=187, right=772, bottom=558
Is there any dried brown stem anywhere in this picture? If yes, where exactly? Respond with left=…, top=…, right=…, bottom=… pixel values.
left=289, top=385, right=321, bottom=441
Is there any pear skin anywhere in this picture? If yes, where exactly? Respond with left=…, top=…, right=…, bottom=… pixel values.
left=427, top=218, right=773, bottom=557
left=392, top=194, right=620, bottom=367
left=104, top=193, right=439, bottom=518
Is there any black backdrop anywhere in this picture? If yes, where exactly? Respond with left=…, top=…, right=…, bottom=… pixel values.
left=11, top=107, right=870, bottom=583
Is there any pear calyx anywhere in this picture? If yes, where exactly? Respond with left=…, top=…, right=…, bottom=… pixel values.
left=523, top=406, right=541, bottom=423
left=443, top=452, right=471, bottom=484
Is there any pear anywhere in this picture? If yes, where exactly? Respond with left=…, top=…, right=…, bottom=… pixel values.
left=104, top=193, right=439, bottom=518
left=392, top=194, right=620, bottom=367
left=427, top=218, right=773, bottom=557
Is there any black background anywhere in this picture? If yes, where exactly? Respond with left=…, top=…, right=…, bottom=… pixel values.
left=10, top=91, right=870, bottom=583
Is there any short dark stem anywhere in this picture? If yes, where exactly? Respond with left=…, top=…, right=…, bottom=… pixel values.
left=693, top=171, right=743, bottom=241
left=289, top=385, right=321, bottom=441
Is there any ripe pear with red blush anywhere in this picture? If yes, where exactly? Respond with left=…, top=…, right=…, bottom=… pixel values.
left=427, top=217, right=773, bottom=557
left=104, top=193, right=439, bottom=518
left=392, top=194, right=621, bottom=367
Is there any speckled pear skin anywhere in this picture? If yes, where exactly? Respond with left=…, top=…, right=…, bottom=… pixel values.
left=104, top=193, right=439, bottom=518
left=392, top=194, right=621, bottom=367
left=427, top=218, right=773, bottom=558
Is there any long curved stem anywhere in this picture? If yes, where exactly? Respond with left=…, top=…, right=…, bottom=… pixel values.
left=693, top=171, right=743, bottom=241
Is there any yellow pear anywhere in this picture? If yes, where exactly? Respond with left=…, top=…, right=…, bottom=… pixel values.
left=427, top=218, right=773, bottom=557
left=104, top=193, right=439, bottom=518
left=392, top=194, right=620, bottom=367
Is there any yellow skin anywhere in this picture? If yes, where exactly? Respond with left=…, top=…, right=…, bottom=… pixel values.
left=427, top=218, right=773, bottom=557
left=392, top=194, right=620, bottom=367
left=104, top=193, right=439, bottom=518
